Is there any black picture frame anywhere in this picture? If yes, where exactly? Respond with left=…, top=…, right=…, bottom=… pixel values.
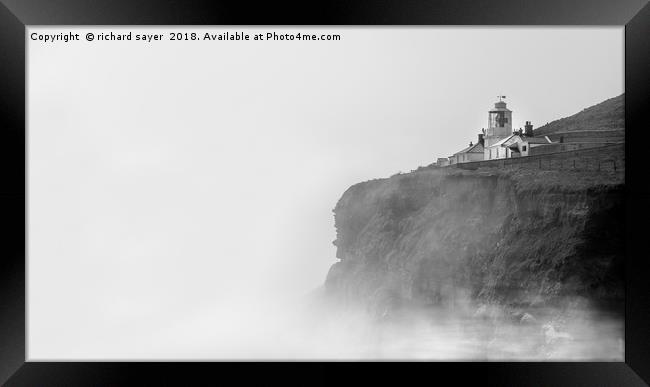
left=1, top=0, right=649, bottom=385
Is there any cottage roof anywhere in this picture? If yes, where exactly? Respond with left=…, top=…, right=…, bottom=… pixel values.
left=453, top=146, right=472, bottom=156
left=490, top=134, right=519, bottom=148
left=453, top=141, right=485, bottom=156
left=466, top=142, right=484, bottom=153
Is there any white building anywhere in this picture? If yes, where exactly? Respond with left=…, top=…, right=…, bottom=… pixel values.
left=491, top=132, right=555, bottom=158
left=435, top=98, right=557, bottom=166
left=508, top=135, right=555, bottom=156
left=451, top=139, right=485, bottom=164
left=490, top=134, right=521, bottom=159
left=484, top=97, right=513, bottom=160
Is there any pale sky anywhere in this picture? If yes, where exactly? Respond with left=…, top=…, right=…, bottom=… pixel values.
left=27, top=26, right=623, bottom=359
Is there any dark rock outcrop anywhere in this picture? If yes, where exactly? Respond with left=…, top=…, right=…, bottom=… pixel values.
left=325, top=167, right=625, bottom=317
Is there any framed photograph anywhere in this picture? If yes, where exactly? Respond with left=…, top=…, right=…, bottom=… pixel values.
left=1, top=0, right=649, bottom=385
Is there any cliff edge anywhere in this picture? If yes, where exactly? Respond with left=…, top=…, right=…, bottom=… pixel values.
left=325, top=167, right=625, bottom=318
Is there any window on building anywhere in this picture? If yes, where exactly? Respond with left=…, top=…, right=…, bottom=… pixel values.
left=522, top=145, right=527, bottom=151
left=489, top=111, right=507, bottom=128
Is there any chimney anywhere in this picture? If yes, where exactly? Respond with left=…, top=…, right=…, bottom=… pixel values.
left=524, top=121, right=534, bottom=137
left=478, top=133, right=484, bottom=146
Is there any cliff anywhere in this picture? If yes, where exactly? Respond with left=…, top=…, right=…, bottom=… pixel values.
left=325, top=167, right=625, bottom=318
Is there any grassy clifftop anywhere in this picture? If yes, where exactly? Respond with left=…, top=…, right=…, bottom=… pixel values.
left=534, top=94, right=624, bottom=136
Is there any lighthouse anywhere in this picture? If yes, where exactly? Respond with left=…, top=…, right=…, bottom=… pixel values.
left=485, top=96, right=512, bottom=146
left=484, top=96, right=513, bottom=160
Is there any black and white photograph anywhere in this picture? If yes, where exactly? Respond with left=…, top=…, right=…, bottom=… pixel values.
left=1, top=0, right=650, bottom=385
left=26, top=26, right=624, bottom=361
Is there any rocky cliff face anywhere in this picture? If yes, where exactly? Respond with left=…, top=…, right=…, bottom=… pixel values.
left=325, top=167, right=625, bottom=319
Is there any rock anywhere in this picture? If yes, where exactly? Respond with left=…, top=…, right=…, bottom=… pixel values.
left=326, top=167, right=624, bottom=309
